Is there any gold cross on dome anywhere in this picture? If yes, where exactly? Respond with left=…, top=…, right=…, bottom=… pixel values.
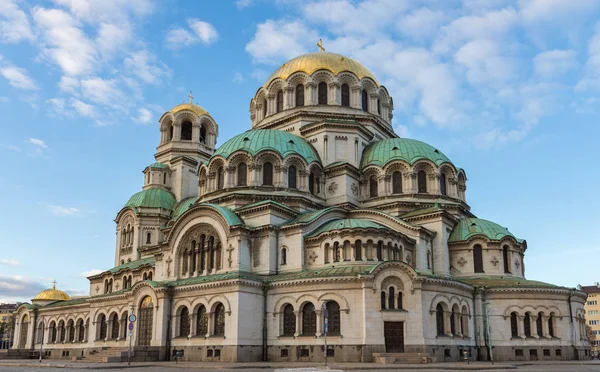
left=52, top=280, right=57, bottom=289
left=188, top=91, right=193, bottom=104
left=316, top=39, right=325, bottom=52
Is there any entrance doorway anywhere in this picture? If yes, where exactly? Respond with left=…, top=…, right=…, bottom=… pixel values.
left=138, top=296, right=153, bottom=346
left=384, top=321, right=404, bottom=353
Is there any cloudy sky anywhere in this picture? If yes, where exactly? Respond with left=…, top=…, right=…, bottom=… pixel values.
left=1, top=0, right=599, bottom=303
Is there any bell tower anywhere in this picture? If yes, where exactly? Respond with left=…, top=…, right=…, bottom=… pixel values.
left=154, top=94, right=219, bottom=201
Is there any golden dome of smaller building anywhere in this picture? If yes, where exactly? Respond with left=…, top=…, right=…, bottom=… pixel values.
left=31, top=282, right=70, bottom=303
left=169, top=92, right=209, bottom=117
left=264, top=52, right=379, bottom=87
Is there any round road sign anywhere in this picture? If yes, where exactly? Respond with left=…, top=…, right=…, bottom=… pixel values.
left=128, top=322, right=134, bottom=331
left=129, top=314, right=137, bottom=322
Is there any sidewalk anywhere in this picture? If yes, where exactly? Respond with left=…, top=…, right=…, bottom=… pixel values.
left=0, top=359, right=599, bottom=370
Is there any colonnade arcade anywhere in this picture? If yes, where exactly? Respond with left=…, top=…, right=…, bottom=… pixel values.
left=43, top=317, right=89, bottom=344
left=177, top=224, right=223, bottom=278
left=94, top=311, right=129, bottom=341
left=174, top=302, right=227, bottom=339
left=319, top=235, right=413, bottom=266
left=432, top=297, right=471, bottom=338
left=506, top=307, right=560, bottom=340
left=159, top=113, right=218, bottom=149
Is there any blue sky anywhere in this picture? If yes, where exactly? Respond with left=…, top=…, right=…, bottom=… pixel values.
left=1, top=0, right=599, bottom=302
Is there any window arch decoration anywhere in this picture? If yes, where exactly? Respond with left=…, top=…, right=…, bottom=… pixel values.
left=195, top=304, right=208, bottom=337
left=213, top=303, right=226, bottom=336
left=178, top=306, right=190, bottom=337
left=318, top=82, right=328, bottom=105
left=276, top=90, right=284, bottom=113
left=295, top=84, right=305, bottom=107
left=341, top=83, right=350, bottom=107
left=473, top=244, right=484, bottom=273
left=175, top=224, right=222, bottom=278
left=361, top=89, right=368, bottom=111
left=301, top=302, right=316, bottom=336
left=281, top=303, right=296, bottom=336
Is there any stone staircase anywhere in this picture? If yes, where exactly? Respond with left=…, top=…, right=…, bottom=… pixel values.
left=372, top=352, right=433, bottom=364
left=74, top=347, right=129, bottom=363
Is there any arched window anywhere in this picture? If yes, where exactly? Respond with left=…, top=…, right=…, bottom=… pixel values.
left=381, top=291, right=386, bottom=310
left=59, top=320, right=65, bottom=341
left=262, top=98, right=267, bottom=118
left=148, top=272, right=152, bottom=281
left=537, top=312, right=544, bottom=337
left=200, top=126, right=206, bottom=144
left=309, top=172, right=315, bottom=194
left=377, top=98, right=381, bottom=114
left=510, top=312, right=518, bottom=337
left=326, top=301, right=341, bottom=336
left=427, top=250, right=431, bottom=269
left=98, top=314, right=107, bottom=340
left=77, top=319, right=85, bottom=342
left=548, top=314, right=555, bottom=337
left=169, top=125, right=174, bottom=142
left=318, top=82, right=327, bottom=105
left=397, top=292, right=403, bottom=309
left=181, top=121, right=192, bottom=141
left=524, top=313, right=532, bottom=337
left=503, top=246, right=511, bottom=273
left=196, top=306, right=208, bottom=336
left=179, top=307, right=190, bottom=337
left=282, top=304, right=295, bottom=336
left=450, top=309, right=456, bottom=335
left=392, top=171, right=402, bottom=194
left=214, top=303, right=225, bottom=336
left=376, top=241, right=383, bottom=261
left=436, top=304, right=445, bottom=336
left=369, top=175, right=378, bottom=197
left=473, top=245, right=484, bottom=273
left=355, top=240, right=362, bottom=260
left=163, top=172, right=167, bottom=184
left=388, top=287, right=395, bottom=310
left=263, top=162, right=273, bottom=186
left=288, top=165, right=297, bottom=189
left=281, top=247, right=287, bottom=265
left=341, top=84, right=350, bottom=107
left=417, top=170, right=427, bottom=193
left=361, top=89, right=368, bottom=111
left=295, top=84, right=304, bottom=107
left=440, top=173, right=447, bottom=196
left=276, top=90, right=283, bottom=113
left=333, top=242, right=340, bottom=262
left=37, top=322, right=44, bottom=343
left=110, top=313, right=119, bottom=339
left=302, top=303, right=316, bottom=335
left=217, top=167, right=224, bottom=190
left=50, top=321, right=57, bottom=342
left=146, top=232, right=151, bottom=244
left=237, top=163, right=247, bottom=186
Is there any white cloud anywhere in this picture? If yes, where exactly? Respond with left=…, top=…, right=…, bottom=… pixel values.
left=576, top=24, right=600, bottom=92
left=533, top=50, right=577, bottom=78
left=80, top=269, right=102, bottom=278
left=0, top=275, right=46, bottom=301
left=71, top=98, right=96, bottom=118
left=232, top=72, right=245, bottom=84
left=0, top=0, right=35, bottom=43
left=0, top=65, right=38, bottom=90
left=80, top=77, right=127, bottom=109
left=236, top=0, right=254, bottom=8
left=124, top=50, right=171, bottom=85
left=246, top=20, right=318, bottom=64
left=28, top=138, right=47, bottom=149
left=136, top=108, right=153, bottom=124
left=454, top=39, right=518, bottom=87
left=397, top=7, right=448, bottom=40
left=0, top=259, right=19, bottom=266
left=47, top=204, right=80, bottom=216
left=166, top=19, right=219, bottom=49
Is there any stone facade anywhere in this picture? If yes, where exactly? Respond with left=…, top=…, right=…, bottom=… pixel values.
left=12, top=51, right=590, bottom=363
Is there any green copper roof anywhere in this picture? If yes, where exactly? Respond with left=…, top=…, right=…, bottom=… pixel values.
left=212, top=129, right=321, bottom=164
left=448, top=218, right=519, bottom=243
left=88, top=257, right=155, bottom=279
left=171, top=197, right=197, bottom=221
left=265, top=265, right=376, bottom=282
left=125, top=188, right=176, bottom=211
left=199, top=203, right=244, bottom=226
left=236, top=200, right=298, bottom=214
left=147, top=162, right=169, bottom=169
left=308, top=218, right=390, bottom=237
left=401, top=203, right=445, bottom=219
left=42, top=297, right=89, bottom=308
left=457, top=276, right=561, bottom=289
left=284, top=207, right=338, bottom=226
left=361, top=138, right=452, bottom=169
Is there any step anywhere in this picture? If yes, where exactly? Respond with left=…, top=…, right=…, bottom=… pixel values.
left=372, top=352, right=432, bottom=364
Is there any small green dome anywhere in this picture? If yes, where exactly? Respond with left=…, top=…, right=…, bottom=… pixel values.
left=125, top=188, right=176, bottom=211
left=361, top=138, right=452, bottom=169
left=309, top=218, right=390, bottom=237
left=212, top=129, right=320, bottom=164
left=448, top=218, right=519, bottom=243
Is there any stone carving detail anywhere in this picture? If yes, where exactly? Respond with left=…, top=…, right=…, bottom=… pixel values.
left=227, top=245, right=235, bottom=268
left=308, top=251, right=318, bottom=263
left=328, top=182, right=338, bottom=195
left=166, top=256, right=173, bottom=277
left=514, top=259, right=520, bottom=268
left=457, top=257, right=467, bottom=267
left=491, top=257, right=499, bottom=266
left=95, top=286, right=100, bottom=293
left=351, top=183, right=358, bottom=196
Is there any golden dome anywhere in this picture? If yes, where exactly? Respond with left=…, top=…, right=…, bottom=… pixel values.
left=32, top=282, right=70, bottom=302
left=170, top=103, right=209, bottom=117
left=264, top=52, right=379, bottom=87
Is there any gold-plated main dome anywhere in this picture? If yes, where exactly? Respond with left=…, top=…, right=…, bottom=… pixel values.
left=32, top=282, right=70, bottom=302
left=170, top=103, right=209, bottom=117
left=264, top=52, right=379, bottom=87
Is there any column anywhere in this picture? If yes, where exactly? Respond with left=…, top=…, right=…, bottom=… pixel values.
left=306, top=83, right=316, bottom=106
left=541, top=315, right=550, bottom=338
left=362, top=243, right=367, bottom=262
left=207, top=312, right=215, bottom=336
left=454, top=315, right=462, bottom=337
left=266, top=94, right=275, bottom=115
left=531, top=315, right=539, bottom=339
left=444, top=311, right=453, bottom=337
left=378, top=175, right=386, bottom=196
left=406, top=173, right=416, bottom=193
left=187, top=253, right=192, bottom=277
left=329, top=83, right=340, bottom=105
left=429, top=174, right=440, bottom=194
left=195, top=247, right=201, bottom=275
left=224, top=166, right=233, bottom=188
left=369, top=93, right=378, bottom=114
left=518, top=315, right=526, bottom=339
left=294, top=311, right=301, bottom=337
left=350, top=244, right=356, bottom=261
left=351, top=87, right=361, bottom=109
left=173, top=123, right=181, bottom=141
left=192, top=123, right=200, bottom=142
left=284, top=87, right=294, bottom=110
left=315, top=310, right=322, bottom=337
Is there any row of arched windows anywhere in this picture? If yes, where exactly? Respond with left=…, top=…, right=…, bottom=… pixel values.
left=165, top=121, right=208, bottom=144
left=435, top=303, right=470, bottom=337
left=122, top=275, right=133, bottom=290
left=265, top=84, right=380, bottom=117
left=510, top=312, right=555, bottom=338
left=96, top=312, right=128, bottom=340
left=121, top=224, right=134, bottom=248
left=381, top=286, right=403, bottom=310
left=179, top=231, right=222, bottom=277
left=280, top=301, right=341, bottom=336
left=324, top=240, right=405, bottom=263
left=45, top=318, right=87, bottom=343
left=471, top=245, right=514, bottom=274
left=142, top=271, right=153, bottom=281
left=368, top=171, right=455, bottom=198
left=177, top=303, right=225, bottom=337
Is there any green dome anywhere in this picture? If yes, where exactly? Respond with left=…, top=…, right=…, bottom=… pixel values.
left=125, top=188, right=176, bottom=211
left=212, top=129, right=320, bottom=164
left=308, top=218, right=390, bottom=237
left=361, top=138, right=452, bottom=169
left=448, top=218, right=519, bottom=243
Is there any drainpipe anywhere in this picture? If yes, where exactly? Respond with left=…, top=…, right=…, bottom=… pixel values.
left=262, top=285, right=268, bottom=361
left=165, top=285, right=174, bottom=361
left=274, top=228, right=280, bottom=275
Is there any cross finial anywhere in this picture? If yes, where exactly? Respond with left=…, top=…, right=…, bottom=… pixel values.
left=188, top=91, right=193, bottom=104
left=52, top=280, right=57, bottom=289
left=316, top=39, right=325, bottom=52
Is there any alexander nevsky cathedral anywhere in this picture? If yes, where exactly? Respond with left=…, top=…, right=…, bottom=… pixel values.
left=12, top=48, right=590, bottom=363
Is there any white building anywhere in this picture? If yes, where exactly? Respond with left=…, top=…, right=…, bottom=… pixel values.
left=12, top=50, right=589, bottom=363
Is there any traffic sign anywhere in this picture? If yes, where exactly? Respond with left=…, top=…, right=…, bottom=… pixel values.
left=128, top=331, right=132, bottom=337
left=129, top=314, right=137, bottom=322
left=128, top=322, right=134, bottom=331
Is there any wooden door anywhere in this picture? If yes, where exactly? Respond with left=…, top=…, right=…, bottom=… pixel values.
left=384, top=321, right=404, bottom=353
left=138, top=296, right=153, bottom=346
